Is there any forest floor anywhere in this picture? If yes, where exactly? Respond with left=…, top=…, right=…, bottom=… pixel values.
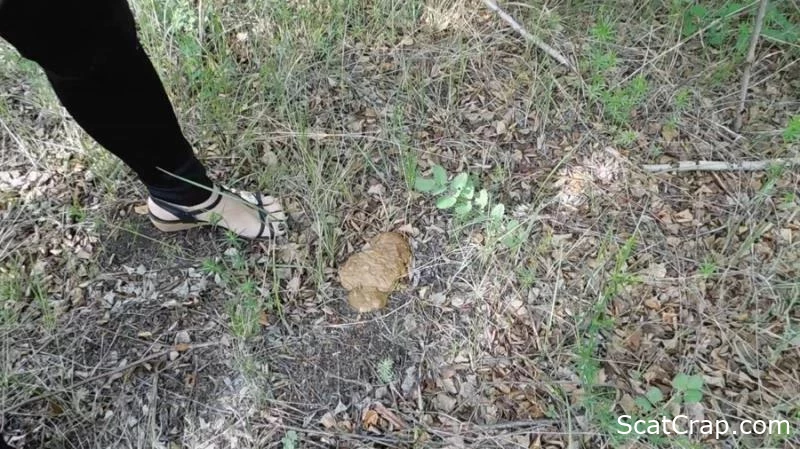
left=1, top=1, right=799, bottom=448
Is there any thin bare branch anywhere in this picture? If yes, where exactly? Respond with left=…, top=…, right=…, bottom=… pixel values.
left=734, top=0, right=770, bottom=132
left=643, top=158, right=800, bottom=173
left=481, top=0, right=573, bottom=69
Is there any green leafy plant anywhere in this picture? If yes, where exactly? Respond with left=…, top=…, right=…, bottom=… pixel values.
left=614, top=129, right=638, bottom=147
left=414, top=165, right=488, bottom=218
left=414, top=164, right=527, bottom=250
left=281, top=430, right=299, bottom=449
left=486, top=204, right=527, bottom=249
left=598, top=75, right=649, bottom=125
left=590, top=16, right=615, bottom=43
left=672, top=373, right=704, bottom=403
left=673, top=87, right=693, bottom=112
left=635, top=386, right=665, bottom=412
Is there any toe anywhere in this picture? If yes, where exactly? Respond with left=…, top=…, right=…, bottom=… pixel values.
left=258, top=194, right=287, bottom=221
left=269, top=220, right=287, bottom=237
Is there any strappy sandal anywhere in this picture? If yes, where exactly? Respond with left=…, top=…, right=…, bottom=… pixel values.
left=147, top=185, right=287, bottom=239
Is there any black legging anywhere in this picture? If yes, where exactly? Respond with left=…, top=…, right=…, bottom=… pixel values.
left=0, top=0, right=213, bottom=205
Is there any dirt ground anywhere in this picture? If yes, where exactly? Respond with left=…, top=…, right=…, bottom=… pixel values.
left=1, top=1, right=799, bottom=448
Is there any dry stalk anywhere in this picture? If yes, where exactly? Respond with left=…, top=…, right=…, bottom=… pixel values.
left=734, top=0, right=770, bottom=132
left=481, top=0, right=573, bottom=69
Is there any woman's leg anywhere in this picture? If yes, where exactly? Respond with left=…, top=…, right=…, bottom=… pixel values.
left=0, top=0, right=212, bottom=205
left=0, top=0, right=286, bottom=237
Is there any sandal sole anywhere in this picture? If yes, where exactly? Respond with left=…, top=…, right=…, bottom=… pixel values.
left=149, top=216, right=207, bottom=233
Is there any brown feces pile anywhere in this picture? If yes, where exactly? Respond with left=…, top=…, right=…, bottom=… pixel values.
left=338, top=232, right=412, bottom=312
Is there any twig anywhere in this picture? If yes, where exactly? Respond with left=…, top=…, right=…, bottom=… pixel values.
left=480, top=0, right=573, bottom=69
left=734, top=0, right=769, bottom=132
left=642, top=158, right=800, bottom=173
left=3, top=342, right=219, bottom=414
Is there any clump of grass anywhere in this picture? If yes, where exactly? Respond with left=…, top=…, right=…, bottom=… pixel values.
left=584, top=17, right=650, bottom=126
left=680, top=1, right=799, bottom=58
left=783, top=115, right=800, bottom=144
left=0, top=261, right=54, bottom=331
left=0, top=263, right=24, bottom=327
left=574, top=234, right=639, bottom=444
left=201, top=233, right=274, bottom=341
left=376, top=357, right=395, bottom=384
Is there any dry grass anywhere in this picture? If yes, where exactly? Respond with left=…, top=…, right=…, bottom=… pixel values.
left=1, top=0, right=798, bottom=448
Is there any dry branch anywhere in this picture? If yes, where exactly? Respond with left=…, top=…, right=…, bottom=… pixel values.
left=481, top=0, right=573, bottom=69
left=734, top=0, right=769, bottom=132
left=643, top=158, right=800, bottom=173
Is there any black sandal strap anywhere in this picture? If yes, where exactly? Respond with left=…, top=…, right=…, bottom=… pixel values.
left=150, top=187, right=223, bottom=223
left=255, top=194, right=267, bottom=238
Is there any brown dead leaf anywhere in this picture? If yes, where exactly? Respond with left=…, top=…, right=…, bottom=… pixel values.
left=373, top=402, right=407, bottom=429
left=174, top=343, right=191, bottom=352
left=361, top=408, right=380, bottom=428
left=367, top=183, right=385, bottom=196
left=639, top=263, right=667, bottom=285
left=286, top=276, right=301, bottom=297
left=661, top=123, right=679, bottom=143
left=339, top=232, right=412, bottom=312
left=320, top=411, right=337, bottom=429
left=49, top=400, right=64, bottom=416
left=396, top=223, right=419, bottom=236
left=673, top=209, right=693, bottom=223
left=259, top=311, right=269, bottom=326
left=644, top=297, right=660, bottom=309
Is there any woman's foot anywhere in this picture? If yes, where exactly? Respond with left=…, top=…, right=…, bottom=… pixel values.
left=147, top=185, right=287, bottom=239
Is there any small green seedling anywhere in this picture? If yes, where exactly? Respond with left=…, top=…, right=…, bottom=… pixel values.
left=699, top=260, right=717, bottom=279
left=377, top=357, right=395, bottom=384
left=281, top=430, right=299, bottom=449
left=784, top=115, right=800, bottom=144
left=635, top=386, right=665, bottom=412
left=415, top=164, right=488, bottom=218
left=672, top=373, right=704, bottom=404
left=488, top=204, right=527, bottom=249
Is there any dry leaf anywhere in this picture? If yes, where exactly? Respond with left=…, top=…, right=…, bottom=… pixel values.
left=361, top=408, right=380, bottom=428
left=320, top=411, right=337, bottom=429
left=174, top=343, right=191, bottom=352
left=175, top=330, right=191, bottom=344
left=661, top=123, right=679, bottom=142
left=433, top=392, right=457, bottom=413
left=639, top=263, right=667, bottom=285
left=396, top=223, right=419, bottom=236
left=185, top=373, right=196, bottom=388
left=374, top=402, right=407, bottom=429
left=259, top=311, right=269, bottom=326
left=367, top=183, right=385, bottom=196
left=286, top=276, right=301, bottom=297
left=673, top=209, right=693, bottom=223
